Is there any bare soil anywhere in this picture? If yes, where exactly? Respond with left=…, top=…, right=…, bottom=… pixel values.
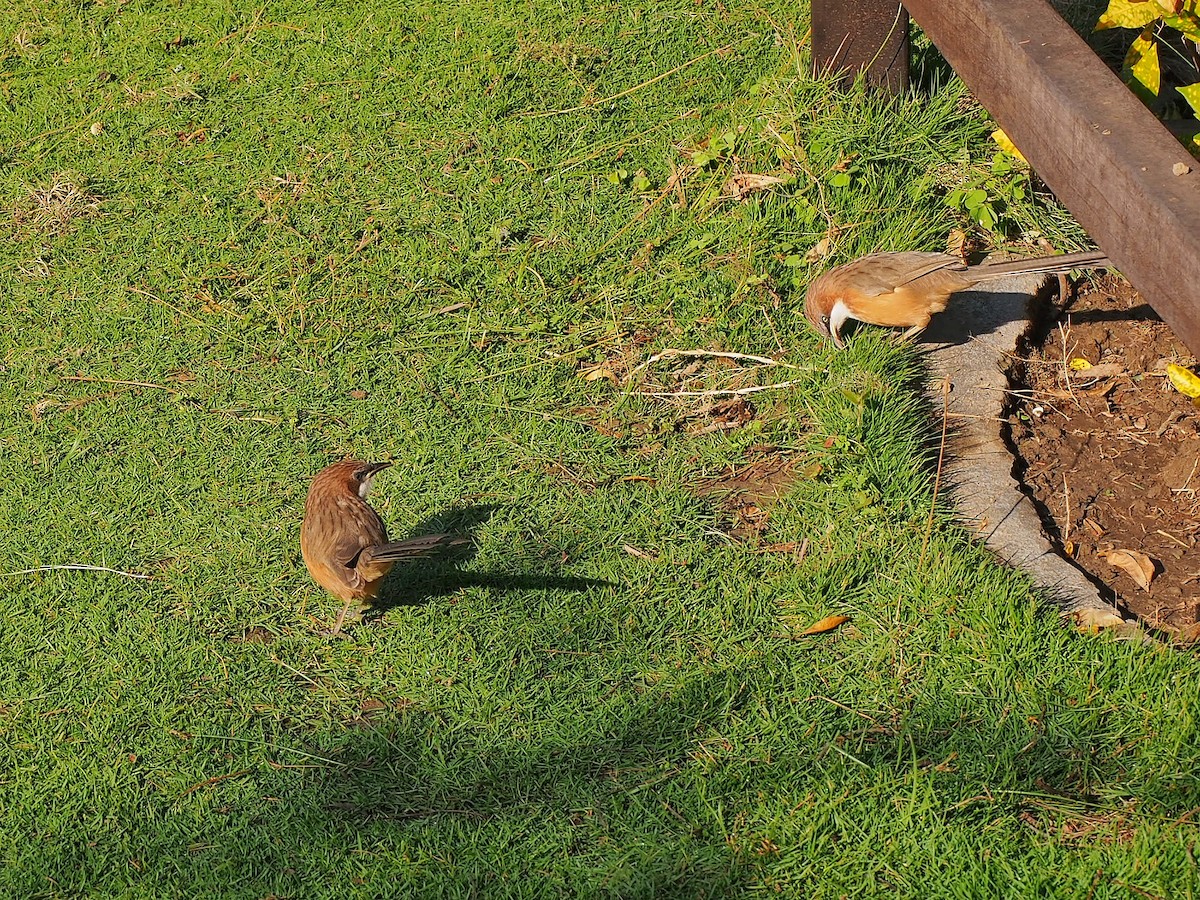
left=1009, top=276, right=1200, bottom=636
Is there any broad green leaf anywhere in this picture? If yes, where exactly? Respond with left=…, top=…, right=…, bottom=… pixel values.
left=1123, top=28, right=1161, bottom=102
left=1165, top=10, right=1200, bottom=38
left=1096, top=0, right=1163, bottom=29
left=1178, top=81, right=1200, bottom=114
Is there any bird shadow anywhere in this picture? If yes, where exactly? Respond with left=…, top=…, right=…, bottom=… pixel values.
left=366, top=503, right=613, bottom=614
left=918, top=283, right=1153, bottom=349
left=918, top=286, right=1043, bottom=347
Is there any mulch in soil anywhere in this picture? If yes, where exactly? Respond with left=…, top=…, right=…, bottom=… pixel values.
left=1010, top=275, right=1200, bottom=636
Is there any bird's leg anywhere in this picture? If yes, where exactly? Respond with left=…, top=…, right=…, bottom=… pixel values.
left=331, top=599, right=361, bottom=635
left=898, top=323, right=927, bottom=343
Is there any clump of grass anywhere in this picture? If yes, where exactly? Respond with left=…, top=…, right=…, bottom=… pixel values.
left=13, top=172, right=102, bottom=237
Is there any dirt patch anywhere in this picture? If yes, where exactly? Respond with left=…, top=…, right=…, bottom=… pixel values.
left=693, top=449, right=800, bottom=540
left=1010, top=275, right=1200, bottom=634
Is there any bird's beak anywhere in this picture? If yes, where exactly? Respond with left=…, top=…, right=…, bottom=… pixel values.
left=364, top=461, right=394, bottom=476
left=826, top=300, right=851, bottom=350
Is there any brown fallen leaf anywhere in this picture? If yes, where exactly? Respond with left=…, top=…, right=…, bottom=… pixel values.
left=579, top=365, right=618, bottom=384
left=1101, top=548, right=1156, bottom=591
left=622, top=544, right=656, bottom=560
left=723, top=172, right=785, bottom=200
left=804, top=237, right=833, bottom=264
left=799, top=614, right=849, bottom=636
left=176, top=126, right=207, bottom=145
left=1071, top=362, right=1125, bottom=379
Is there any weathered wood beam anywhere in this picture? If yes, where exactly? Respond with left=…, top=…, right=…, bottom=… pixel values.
left=903, top=0, right=1200, bottom=354
left=811, top=0, right=909, bottom=93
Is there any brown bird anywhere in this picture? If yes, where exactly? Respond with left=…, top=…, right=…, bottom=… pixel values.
left=300, top=459, right=464, bottom=633
left=804, top=249, right=1111, bottom=348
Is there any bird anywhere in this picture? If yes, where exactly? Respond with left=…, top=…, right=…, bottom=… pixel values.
left=804, top=248, right=1111, bottom=348
left=300, top=458, right=465, bottom=633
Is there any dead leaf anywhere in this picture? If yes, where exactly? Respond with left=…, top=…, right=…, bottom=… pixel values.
left=29, top=398, right=61, bottom=421
left=579, top=365, right=618, bottom=384
left=799, top=614, right=849, bottom=636
left=800, top=461, right=823, bottom=479
left=723, top=172, right=785, bottom=200
left=681, top=397, right=754, bottom=434
left=1167, top=363, right=1200, bottom=398
left=1072, top=362, right=1125, bottom=379
left=622, top=544, right=656, bottom=560
left=1101, top=548, right=1156, bottom=591
left=433, top=302, right=468, bottom=315
left=991, top=128, right=1027, bottom=162
left=229, top=626, right=274, bottom=644
left=176, top=126, right=207, bottom=145
left=945, top=229, right=968, bottom=258
left=348, top=389, right=368, bottom=400
left=804, top=238, right=833, bottom=264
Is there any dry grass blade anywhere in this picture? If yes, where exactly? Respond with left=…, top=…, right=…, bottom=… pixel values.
left=17, top=173, right=101, bottom=236
left=0, top=564, right=152, bottom=580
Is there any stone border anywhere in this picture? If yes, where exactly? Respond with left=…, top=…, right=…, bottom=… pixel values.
left=920, top=273, right=1127, bottom=630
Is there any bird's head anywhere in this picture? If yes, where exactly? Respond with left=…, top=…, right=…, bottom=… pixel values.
left=313, top=458, right=394, bottom=499
left=804, top=272, right=849, bottom=349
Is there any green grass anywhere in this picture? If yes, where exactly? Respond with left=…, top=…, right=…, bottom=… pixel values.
left=2, top=0, right=1199, bottom=897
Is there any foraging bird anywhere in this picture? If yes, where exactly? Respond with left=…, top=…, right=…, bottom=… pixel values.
left=300, top=459, right=464, bottom=633
left=804, top=249, right=1111, bottom=348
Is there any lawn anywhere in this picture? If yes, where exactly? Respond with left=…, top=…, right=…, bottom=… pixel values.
left=2, top=0, right=1199, bottom=896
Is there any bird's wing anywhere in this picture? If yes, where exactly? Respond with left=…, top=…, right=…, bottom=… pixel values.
left=327, top=500, right=389, bottom=589
left=836, top=252, right=966, bottom=297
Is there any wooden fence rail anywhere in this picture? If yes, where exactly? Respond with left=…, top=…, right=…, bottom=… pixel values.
left=812, top=0, right=1200, bottom=354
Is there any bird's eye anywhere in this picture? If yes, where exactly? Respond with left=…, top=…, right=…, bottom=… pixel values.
left=353, top=469, right=367, bottom=482
left=821, top=315, right=830, bottom=324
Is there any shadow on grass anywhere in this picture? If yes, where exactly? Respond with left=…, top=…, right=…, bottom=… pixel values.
left=370, top=502, right=615, bottom=613
left=44, top=671, right=757, bottom=898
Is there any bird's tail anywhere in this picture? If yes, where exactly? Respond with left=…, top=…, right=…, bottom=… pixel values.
left=363, top=534, right=469, bottom=565
left=972, top=249, right=1111, bottom=279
